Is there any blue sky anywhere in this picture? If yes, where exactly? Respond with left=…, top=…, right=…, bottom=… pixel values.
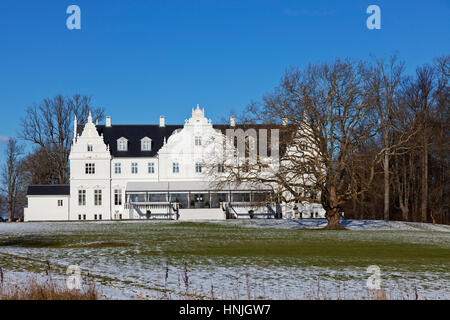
left=0, top=0, right=449, bottom=160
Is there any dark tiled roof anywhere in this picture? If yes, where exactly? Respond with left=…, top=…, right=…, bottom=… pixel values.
left=77, top=123, right=289, bottom=158
left=98, top=124, right=184, bottom=158
left=213, top=123, right=285, bottom=134
left=27, top=185, right=70, bottom=196
left=78, top=124, right=183, bottom=157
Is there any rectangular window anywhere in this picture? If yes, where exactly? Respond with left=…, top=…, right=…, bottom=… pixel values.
left=114, top=163, right=121, bottom=174
left=87, top=144, right=93, bottom=152
left=232, top=193, right=251, bottom=203
left=195, top=136, right=202, bottom=146
left=94, top=190, right=102, bottom=206
left=218, top=164, right=224, bottom=173
left=83, top=214, right=86, bottom=220
left=131, top=163, right=138, bottom=174
left=173, top=162, right=179, bottom=173
left=118, top=139, right=127, bottom=151
left=78, top=214, right=81, bottom=220
left=94, top=214, right=97, bottom=220
left=142, top=139, right=151, bottom=151
left=114, top=189, right=122, bottom=206
left=195, top=163, right=202, bottom=173
left=58, top=200, right=63, bottom=207
left=78, top=190, right=86, bottom=206
left=119, top=214, right=122, bottom=219
left=85, top=163, right=95, bottom=174
left=99, top=214, right=102, bottom=220
left=148, top=162, right=155, bottom=174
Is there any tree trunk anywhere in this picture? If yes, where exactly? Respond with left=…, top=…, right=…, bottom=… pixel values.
left=399, top=200, right=409, bottom=221
left=383, top=151, right=389, bottom=221
left=8, top=199, right=13, bottom=222
left=323, top=187, right=345, bottom=230
left=421, top=135, right=428, bottom=222
left=324, top=208, right=345, bottom=230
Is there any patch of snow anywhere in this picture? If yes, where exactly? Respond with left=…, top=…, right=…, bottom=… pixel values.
left=0, top=220, right=449, bottom=300
left=205, top=219, right=450, bottom=232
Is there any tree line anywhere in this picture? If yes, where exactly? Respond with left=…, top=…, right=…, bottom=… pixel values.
left=1, top=55, right=448, bottom=227
left=1, top=94, right=103, bottom=221
left=209, top=55, right=448, bottom=228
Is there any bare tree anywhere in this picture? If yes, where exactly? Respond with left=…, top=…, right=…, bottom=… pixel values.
left=434, top=55, right=449, bottom=79
left=209, top=60, right=373, bottom=228
left=0, top=194, right=7, bottom=220
left=21, top=147, right=60, bottom=185
left=351, top=56, right=448, bottom=224
left=20, top=94, right=104, bottom=184
left=430, top=55, right=450, bottom=223
left=207, top=59, right=419, bottom=229
left=1, top=138, right=25, bottom=221
left=366, top=55, right=405, bottom=221
left=400, top=66, right=441, bottom=222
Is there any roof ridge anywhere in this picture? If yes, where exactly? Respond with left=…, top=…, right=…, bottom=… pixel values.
left=28, top=184, right=70, bottom=186
left=96, top=124, right=183, bottom=127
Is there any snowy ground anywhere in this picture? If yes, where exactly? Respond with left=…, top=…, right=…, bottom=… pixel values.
left=0, top=219, right=449, bottom=300
left=207, top=218, right=450, bottom=232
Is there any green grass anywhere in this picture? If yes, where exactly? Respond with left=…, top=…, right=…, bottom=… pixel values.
left=1, top=221, right=449, bottom=272
left=0, top=221, right=449, bottom=299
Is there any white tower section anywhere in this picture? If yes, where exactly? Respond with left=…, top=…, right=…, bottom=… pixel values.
left=69, top=112, right=112, bottom=220
left=158, top=104, right=222, bottom=181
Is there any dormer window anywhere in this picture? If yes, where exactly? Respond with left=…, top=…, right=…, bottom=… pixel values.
left=87, top=143, right=93, bottom=152
left=117, top=137, right=128, bottom=151
left=141, top=137, right=152, bottom=151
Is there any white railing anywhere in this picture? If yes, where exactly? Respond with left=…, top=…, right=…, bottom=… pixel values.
left=125, top=202, right=177, bottom=220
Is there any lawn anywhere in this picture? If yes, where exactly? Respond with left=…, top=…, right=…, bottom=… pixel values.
left=0, top=220, right=449, bottom=299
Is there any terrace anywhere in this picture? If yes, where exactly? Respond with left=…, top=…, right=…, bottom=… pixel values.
left=124, top=181, right=274, bottom=220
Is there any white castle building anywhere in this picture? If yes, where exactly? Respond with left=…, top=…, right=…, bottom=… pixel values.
left=24, top=105, right=325, bottom=221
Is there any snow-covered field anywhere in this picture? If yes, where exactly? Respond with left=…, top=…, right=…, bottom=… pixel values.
left=0, top=219, right=449, bottom=300
left=209, top=218, right=450, bottom=232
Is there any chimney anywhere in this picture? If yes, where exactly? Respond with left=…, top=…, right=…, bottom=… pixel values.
left=73, top=115, right=77, bottom=142
left=230, top=116, right=236, bottom=127
left=160, top=115, right=165, bottom=127
left=105, top=116, right=111, bottom=127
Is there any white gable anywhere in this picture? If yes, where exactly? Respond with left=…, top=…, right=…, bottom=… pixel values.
left=69, top=112, right=111, bottom=160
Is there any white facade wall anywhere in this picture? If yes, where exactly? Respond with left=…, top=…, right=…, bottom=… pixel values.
left=66, top=106, right=224, bottom=221
left=111, top=158, right=159, bottom=181
left=158, top=106, right=223, bottom=182
left=177, top=208, right=225, bottom=220
left=24, top=195, right=70, bottom=221
left=25, top=106, right=326, bottom=221
left=69, top=112, right=112, bottom=221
